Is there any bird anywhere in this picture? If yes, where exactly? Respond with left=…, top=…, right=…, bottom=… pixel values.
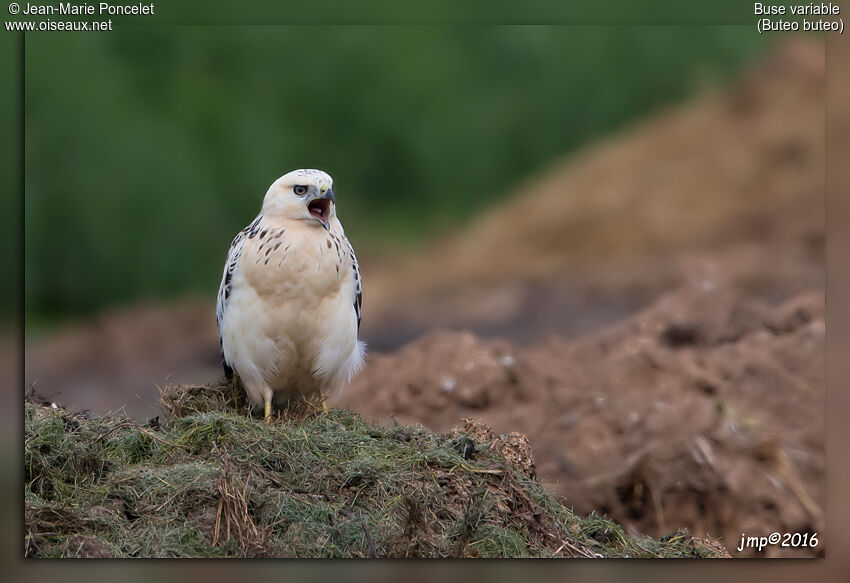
left=216, top=169, right=365, bottom=420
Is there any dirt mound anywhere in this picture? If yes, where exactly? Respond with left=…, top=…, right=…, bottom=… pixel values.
left=24, top=389, right=727, bottom=558
left=362, top=38, right=824, bottom=346
left=340, top=284, right=824, bottom=557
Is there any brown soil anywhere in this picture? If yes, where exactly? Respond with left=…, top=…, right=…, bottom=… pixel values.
left=23, top=299, right=223, bottom=419
left=360, top=37, right=824, bottom=349
left=339, top=285, right=825, bottom=557
left=337, top=38, right=827, bottom=556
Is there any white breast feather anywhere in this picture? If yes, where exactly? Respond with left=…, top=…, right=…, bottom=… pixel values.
left=216, top=209, right=364, bottom=408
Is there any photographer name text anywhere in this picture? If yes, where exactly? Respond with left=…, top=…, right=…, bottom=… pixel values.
left=17, top=2, right=153, bottom=16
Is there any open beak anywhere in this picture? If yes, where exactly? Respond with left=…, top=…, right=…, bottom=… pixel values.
left=307, top=188, right=334, bottom=229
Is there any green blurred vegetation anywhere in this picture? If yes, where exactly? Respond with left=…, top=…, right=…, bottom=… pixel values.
left=1, top=32, right=21, bottom=327
left=23, top=26, right=769, bottom=324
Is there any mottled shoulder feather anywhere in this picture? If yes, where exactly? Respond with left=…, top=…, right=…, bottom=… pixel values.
left=345, top=236, right=363, bottom=331
left=216, top=213, right=263, bottom=357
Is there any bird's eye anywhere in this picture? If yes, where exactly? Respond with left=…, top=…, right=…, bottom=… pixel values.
left=293, top=185, right=308, bottom=196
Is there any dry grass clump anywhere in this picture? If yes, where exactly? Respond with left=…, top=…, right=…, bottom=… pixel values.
left=160, top=380, right=325, bottom=420
left=25, top=386, right=728, bottom=558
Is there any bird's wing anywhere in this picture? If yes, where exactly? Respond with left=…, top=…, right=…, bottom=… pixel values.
left=345, top=235, right=363, bottom=331
left=217, top=213, right=264, bottom=374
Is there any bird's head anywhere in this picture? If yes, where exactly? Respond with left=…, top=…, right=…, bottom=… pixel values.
left=262, top=169, right=336, bottom=230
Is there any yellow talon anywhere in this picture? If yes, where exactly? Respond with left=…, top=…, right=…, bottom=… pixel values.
left=322, top=400, right=328, bottom=414
left=264, top=398, right=272, bottom=422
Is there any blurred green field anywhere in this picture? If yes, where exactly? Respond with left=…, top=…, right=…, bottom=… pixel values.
left=22, top=26, right=770, bottom=325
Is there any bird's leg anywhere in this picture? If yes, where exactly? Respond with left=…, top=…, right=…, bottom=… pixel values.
left=263, top=386, right=274, bottom=423
left=322, top=399, right=328, bottom=414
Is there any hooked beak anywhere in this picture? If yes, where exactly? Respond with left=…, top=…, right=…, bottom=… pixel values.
left=307, top=188, right=334, bottom=229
